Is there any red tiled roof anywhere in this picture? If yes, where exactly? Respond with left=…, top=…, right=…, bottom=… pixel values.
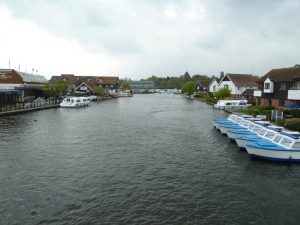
left=226, top=74, right=259, bottom=86
left=258, top=64, right=300, bottom=82
left=51, top=75, right=119, bottom=85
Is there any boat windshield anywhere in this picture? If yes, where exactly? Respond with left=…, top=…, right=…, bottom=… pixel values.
left=238, top=120, right=244, bottom=125
left=292, top=141, right=300, bottom=149
left=244, top=121, right=250, bottom=126
left=265, top=131, right=276, bottom=139
left=259, top=129, right=267, bottom=136
left=280, top=137, right=293, bottom=148
left=253, top=126, right=262, bottom=134
left=273, top=135, right=283, bottom=143
left=236, top=118, right=242, bottom=123
left=248, top=124, right=255, bottom=130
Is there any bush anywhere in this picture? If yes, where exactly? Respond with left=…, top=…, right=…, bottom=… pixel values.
left=284, top=118, right=300, bottom=131
left=206, top=97, right=218, bottom=104
left=240, top=106, right=274, bottom=118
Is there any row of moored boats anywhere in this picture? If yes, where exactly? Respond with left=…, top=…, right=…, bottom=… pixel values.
left=213, top=114, right=300, bottom=162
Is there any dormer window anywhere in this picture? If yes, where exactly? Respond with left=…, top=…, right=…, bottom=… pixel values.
left=263, top=78, right=274, bottom=93
left=265, top=83, right=270, bottom=89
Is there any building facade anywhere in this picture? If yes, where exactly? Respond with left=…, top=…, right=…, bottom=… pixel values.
left=254, top=64, right=300, bottom=108
left=208, top=79, right=219, bottom=94
left=129, top=80, right=155, bottom=93
left=50, top=74, right=119, bottom=96
left=0, top=69, right=47, bottom=106
left=218, top=73, right=259, bottom=99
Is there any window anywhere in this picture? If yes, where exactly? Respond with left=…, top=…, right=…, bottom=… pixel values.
left=213, top=85, right=216, bottom=91
left=265, top=131, right=275, bottom=139
left=292, top=142, right=300, bottom=148
left=273, top=136, right=283, bottom=143
left=281, top=138, right=293, bottom=148
left=279, top=83, right=286, bottom=90
left=293, top=81, right=300, bottom=90
left=224, top=84, right=229, bottom=89
left=264, top=83, right=270, bottom=89
left=259, top=129, right=266, bottom=136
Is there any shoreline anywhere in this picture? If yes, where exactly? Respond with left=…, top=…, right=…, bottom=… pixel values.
left=0, top=104, right=60, bottom=116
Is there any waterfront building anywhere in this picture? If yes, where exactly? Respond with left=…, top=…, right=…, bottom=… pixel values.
left=0, top=69, right=47, bottom=106
left=128, top=80, right=155, bottom=93
left=50, top=74, right=119, bottom=96
left=217, top=73, right=259, bottom=99
left=254, top=64, right=300, bottom=108
left=195, top=80, right=209, bottom=93
left=208, top=78, right=219, bottom=94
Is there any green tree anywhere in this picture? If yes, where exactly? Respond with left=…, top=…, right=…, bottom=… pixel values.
left=181, top=81, right=195, bottom=96
left=93, top=86, right=105, bottom=96
left=121, top=82, right=131, bottom=90
left=213, top=87, right=231, bottom=99
left=44, top=81, right=68, bottom=97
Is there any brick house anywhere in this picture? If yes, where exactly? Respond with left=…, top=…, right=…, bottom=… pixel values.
left=254, top=64, right=300, bottom=108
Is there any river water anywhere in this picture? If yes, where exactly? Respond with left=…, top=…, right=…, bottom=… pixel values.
left=1, top=94, right=300, bottom=225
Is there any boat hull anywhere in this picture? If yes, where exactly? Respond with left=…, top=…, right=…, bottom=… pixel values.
left=235, top=139, right=248, bottom=149
left=59, top=103, right=79, bottom=108
left=227, top=131, right=239, bottom=140
left=246, top=146, right=300, bottom=162
left=219, top=126, right=229, bottom=135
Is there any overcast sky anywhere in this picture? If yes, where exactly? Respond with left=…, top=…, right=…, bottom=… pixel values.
left=0, top=0, right=299, bottom=80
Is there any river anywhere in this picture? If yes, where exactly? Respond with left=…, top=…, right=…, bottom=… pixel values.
left=1, top=94, right=300, bottom=225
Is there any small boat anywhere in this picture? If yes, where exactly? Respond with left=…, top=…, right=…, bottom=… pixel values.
left=118, top=90, right=133, bottom=97
left=60, top=97, right=90, bottom=108
left=235, top=129, right=277, bottom=149
left=246, top=133, right=300, bottom=162
left=213, top=100, right=252, bottom=110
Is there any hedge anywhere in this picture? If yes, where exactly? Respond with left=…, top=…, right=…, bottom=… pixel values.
left=284, top=118, right=300, bottom=131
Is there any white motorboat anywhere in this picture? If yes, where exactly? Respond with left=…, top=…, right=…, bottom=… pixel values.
left=246, top=133, right=300, bottom=162
left=60, top=97, right=90, bottom=108
left=213, top=100, right=252, bottom=110
left=118, top=90, right=133, bottom=97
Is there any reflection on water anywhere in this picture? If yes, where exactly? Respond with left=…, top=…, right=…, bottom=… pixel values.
left=1, top=94, right=300, bottom=225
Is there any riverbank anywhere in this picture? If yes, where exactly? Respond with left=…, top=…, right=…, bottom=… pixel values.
left=0, top=104, right=60, bottom=116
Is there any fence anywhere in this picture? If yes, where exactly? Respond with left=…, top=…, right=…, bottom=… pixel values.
left=271, top=110, right=284, bottom=122
left=0, top=99, right=60, bottom=112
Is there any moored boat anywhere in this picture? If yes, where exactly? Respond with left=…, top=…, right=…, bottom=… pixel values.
left=60, top=97, right=90, bottom=108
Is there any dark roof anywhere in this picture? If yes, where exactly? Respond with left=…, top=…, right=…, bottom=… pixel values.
left=242, top=89, right=255, bottom=96
left=50, top=74, right=119, bottom=85
left=195, top=80, right=202, bottom=88
left=258, top=64, right=300, bottom=82
left=0, top=69, right=48, bottom=83
left=226, top=73, right=259, bottom=86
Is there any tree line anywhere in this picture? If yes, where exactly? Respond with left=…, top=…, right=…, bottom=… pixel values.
left=146, top=72, right=218, bottom=89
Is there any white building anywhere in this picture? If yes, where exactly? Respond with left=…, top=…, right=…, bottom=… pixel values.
left=208, top=79, right=219, bottom=93
left=218, top=73, right=259, bottom=99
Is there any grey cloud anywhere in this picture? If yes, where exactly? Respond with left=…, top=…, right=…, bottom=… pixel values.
left=1, top=0, right=300, bottom=77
